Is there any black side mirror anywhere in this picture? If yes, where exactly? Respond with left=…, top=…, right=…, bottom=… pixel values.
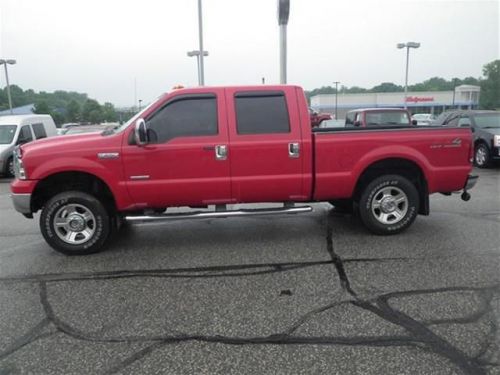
left=134, top=118, right=148, bottom=146
left=353, top=120, right=362, bottom=127
left=411, top=119, right=418, bottom=126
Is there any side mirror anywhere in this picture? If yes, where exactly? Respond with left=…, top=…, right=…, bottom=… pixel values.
left=134, top=118, right=148, bottom=146
left=17, top=137, right=29, bottom=145
left=411, top=119, right=418, bottom=126
left=353, top=120, right=362, bottom=127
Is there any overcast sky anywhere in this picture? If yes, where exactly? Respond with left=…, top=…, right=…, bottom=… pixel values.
left=0, top=0, right=499, bottom=106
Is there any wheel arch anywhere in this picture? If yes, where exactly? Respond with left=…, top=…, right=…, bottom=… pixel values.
left=353, top=158, right=429, bottom=215
left=31, top=171, right=117, bottom=214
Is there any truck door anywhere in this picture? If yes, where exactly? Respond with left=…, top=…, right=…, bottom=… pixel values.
left=224, top=87, right=305, bottom=203
left=122, top=90, right=231, bottom=208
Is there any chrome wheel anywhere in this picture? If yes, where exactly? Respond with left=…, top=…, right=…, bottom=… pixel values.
left=475, top=146, right=487, bottom=166
left=371, top=186, right=408, bottom=225
left=53, top=204, right=96, bottom=245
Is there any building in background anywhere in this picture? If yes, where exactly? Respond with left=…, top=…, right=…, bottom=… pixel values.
left=0, top=103, right=35, bottom=116
left=311, top=85, right=480, bottom=119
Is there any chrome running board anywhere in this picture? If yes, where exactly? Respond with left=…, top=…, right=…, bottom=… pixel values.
left=125, top=206, right=313, bottom=223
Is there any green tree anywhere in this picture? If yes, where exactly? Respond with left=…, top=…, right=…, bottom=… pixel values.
left=33, top=100, right=51, bottom=114
left=102, top=102, right=118, bottom=122
left=371, top=82, right=403, bottom=92
left=66, top=100, right=81, bottom=122
left=479, top=60, right=500, bottom=109
left=81, top=99, right=103, bottom=123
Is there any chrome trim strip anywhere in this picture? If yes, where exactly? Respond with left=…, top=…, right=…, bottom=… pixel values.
left=97, top=152, right=120, bottom=159
left=125, top=206, right=312, bottom=223
left=11, top=193, right=31, bottom=214
left=130, top=175, right=150, bottom=180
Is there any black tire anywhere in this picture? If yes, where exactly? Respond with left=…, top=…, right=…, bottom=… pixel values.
left=358, top=175, right=419, bottom=235
left=5, top=157, right=14, bottom=177
left=40, top=191, right=111, bottom=255
left=474, top=143, right=490, bottom=168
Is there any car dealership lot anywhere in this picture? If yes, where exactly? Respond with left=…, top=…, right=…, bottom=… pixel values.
left=0, top=168, right=499, bottom=375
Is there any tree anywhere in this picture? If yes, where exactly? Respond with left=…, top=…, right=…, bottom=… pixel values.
left=33, top=100, right=51, bottom=114
left=81, top=99, right=103, bottom=123
left=371, top=82, right=403, bottom=92
left=66, top=100, right=81, bottom=122
left=102, top=102, right=118, bottom=122
left=479, top=60, right=500, bottom=109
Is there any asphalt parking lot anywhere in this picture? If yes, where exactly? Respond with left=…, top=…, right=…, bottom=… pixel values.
left=0, top=167, right=499, bottom=375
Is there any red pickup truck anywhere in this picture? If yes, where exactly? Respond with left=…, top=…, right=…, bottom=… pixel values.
left=10, top=85, right=477, bottom=255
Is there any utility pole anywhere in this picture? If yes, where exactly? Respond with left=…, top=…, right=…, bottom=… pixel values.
left=333, top=81, right=340, bottom=120
left=197, top=0, right=205, bottom=85
left=277, top=0, right=290, bottom=84
left=0, top=59, right=16, bottom=114
left=397, top=42, right=420, bottom=109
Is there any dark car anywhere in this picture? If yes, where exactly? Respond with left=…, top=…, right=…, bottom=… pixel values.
left=438, top=110, right=500, bottom=168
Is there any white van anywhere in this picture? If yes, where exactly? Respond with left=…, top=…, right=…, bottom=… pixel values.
left=0, top=115, right=57, bottom=177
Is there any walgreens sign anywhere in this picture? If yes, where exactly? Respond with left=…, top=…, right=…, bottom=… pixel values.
left=405, top=96, right=434, bottom=103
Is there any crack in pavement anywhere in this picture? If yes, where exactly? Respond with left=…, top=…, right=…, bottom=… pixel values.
left=0, top=210, right=498, bottom=374
left=324, top=211, right=499, bottom=375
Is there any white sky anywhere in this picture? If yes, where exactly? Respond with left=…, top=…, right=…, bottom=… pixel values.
left=0, top=0, right=499, bottom=106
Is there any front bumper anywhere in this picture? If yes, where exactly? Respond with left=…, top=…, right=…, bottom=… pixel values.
left=11, top=193, right=32, bottom=214
left=464, top=175, right=478, bottom=190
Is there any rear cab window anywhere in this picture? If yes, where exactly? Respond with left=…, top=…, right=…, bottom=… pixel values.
left=234, top=91, right=290, bottom=135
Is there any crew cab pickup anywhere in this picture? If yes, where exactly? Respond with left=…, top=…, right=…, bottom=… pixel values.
left=346, top=108, right=417, bottom=127
left=10, top=85, right=477, bottom=255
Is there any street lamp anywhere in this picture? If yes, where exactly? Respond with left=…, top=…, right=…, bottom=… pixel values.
left=397, top=42, right=420, bottom=109
left=333, top=81, right=340, bottom=120
left=0, top=59, right=17, bottom=114
left=187, top=50, right=209, bottom=86
left=197, top=0, right=205, bottom=85
left=277, top=0, right=290, bottom=84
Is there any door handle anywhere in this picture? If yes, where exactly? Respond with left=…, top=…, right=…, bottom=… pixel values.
left=215, top=145, right=228, bottom=160
left=288, top=142, right=300, bottom=158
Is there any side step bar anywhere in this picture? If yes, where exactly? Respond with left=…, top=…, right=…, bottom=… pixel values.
left=125, top=206, right=313, bottom=223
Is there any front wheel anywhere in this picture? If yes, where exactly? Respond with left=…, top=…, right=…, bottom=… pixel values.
left=358, top=175, right=419, bottom=235
left=40, top=191, right=111, bottom=255
left=474, top=143, right=490, bottom=168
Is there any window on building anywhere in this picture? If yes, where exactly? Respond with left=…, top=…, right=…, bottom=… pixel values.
left=234, top=92, right=290, bottom=134
left=32, top=123, right=47, bottom=139
left=146, top=95, right=218, bottom=143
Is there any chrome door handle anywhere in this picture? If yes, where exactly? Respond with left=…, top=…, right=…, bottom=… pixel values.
left=288, top=142, right=300, bottom=158
left=215, top=145, right=227, bottom=160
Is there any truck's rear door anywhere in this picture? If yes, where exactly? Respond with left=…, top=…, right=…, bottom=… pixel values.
left=224, top=87, right=306, bottom=202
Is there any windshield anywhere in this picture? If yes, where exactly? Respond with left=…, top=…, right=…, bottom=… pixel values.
left=366, top=111, right=409, bottom=126
left=0, top=125, right=17, bottom=145
left=112, top=95, right=165, bottom=134
left=473, top=113, right=500, bottom=128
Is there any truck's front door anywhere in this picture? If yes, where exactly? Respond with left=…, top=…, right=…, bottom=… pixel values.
left=122, top=90, right=231, bottom=208
left=224, top=87, right=305, bottom=202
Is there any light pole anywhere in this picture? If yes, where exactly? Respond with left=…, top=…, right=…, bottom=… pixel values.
left=397, top=42, right=420, bottom=109
left=187, top=50, right=209, bottom=86
left=333, top=81, right=340, bottom=119
left=197, top=0, right=205, bottom=85
left=277, top=0, right=290, bottom=84
left=0, top=59, right=17, bottom=114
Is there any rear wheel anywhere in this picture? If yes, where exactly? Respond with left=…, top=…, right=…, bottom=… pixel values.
left=40, top=191, right=111, bottom=255
left=474, top=143, right=490, bottom=168
left=358, top=175, right=419, bottom=235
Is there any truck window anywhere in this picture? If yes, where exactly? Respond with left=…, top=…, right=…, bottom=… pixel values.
left=32, top=123, right=47, bottom=139
left=146, top=96, right=218, bottom=143
left=234, top=92, right=290, bottom=134
left=18, top=125, right=33, bottom=143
